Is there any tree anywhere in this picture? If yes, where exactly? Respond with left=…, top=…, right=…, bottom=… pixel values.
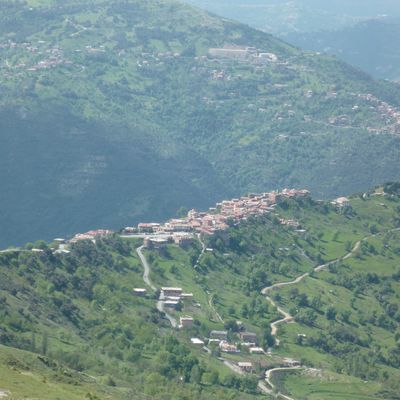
left=326, top=307, right=337, bottom=321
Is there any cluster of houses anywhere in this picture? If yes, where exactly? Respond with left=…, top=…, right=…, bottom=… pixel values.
left=0, top=40, right=72, bottom=75
left=192, top=329, right=264, bottom=354
left=357, top=93, right=400, bottom=135
left=130, top=189, right=309, bottom=238
left=69, top=229, right=114, bottom=243
left=190, top=328, right=265, bottom=373
left=159, top=287, right=194, bottom=311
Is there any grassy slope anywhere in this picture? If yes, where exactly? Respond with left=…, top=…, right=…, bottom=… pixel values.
left=143, top=189, right=400, bottom=399
left=2, top=0, right=400, bottom=246
left=1, top=188, right=400, bottom=398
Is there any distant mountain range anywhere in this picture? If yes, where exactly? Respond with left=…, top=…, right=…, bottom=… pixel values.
left=187, top=0, right=400, bottom=80
left=287, top=17, right=400, bottom=81
left=2, top=0, right=400, bottom=247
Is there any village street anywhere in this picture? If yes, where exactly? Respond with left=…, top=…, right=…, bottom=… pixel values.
left=136, top=245, right=178, bottom=328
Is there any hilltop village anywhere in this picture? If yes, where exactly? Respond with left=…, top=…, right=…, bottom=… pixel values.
left=64, top=188, right=310, bottom=246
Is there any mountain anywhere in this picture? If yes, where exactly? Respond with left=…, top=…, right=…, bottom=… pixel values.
left=186, top=0, right=400, bottom=81
left=185, top=0, right=400, bottom=35
left=287, top=17, right=400, bottom=81
left=2, top=0, right=400, bottom=247
left=1, top=184, right=400, bottom=399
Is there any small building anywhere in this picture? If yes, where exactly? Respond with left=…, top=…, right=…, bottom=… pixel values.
left=191, top=338, right=204, bottom=346
left=53, top=238, right=66, bottom=244
left=249, top=347, right=264, bottom=355
left=180, top=317, right=194, bottom=329
left=161, top=287, right=183, bottom=297
left=163, top=300, right=180, bottom=309
left=210, top=330, right=228, bottom=340
left=219, top=341, right=240, bottom=353
left=331, top=197, right=350, bottom=208
left=133, top=288, right=147, bottom=297
left=180, top=293, right=194, bottom=301
left=282, top=358, right=301, bottom=367
left=240, top=332, right=257, bottom=343
left=138, top=223, right=160, bottom=233
left=241, top=342, right=257, bottom=348
left=238, top=362, right=253, bottom=373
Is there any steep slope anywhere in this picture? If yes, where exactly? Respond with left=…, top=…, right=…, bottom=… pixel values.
left=2, top=0, right=400, bottom=246
left=1, top=185, right=400, bottom=399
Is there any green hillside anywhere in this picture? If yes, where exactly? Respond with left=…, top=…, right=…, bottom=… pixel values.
left=1, top=184, right=400, bottom=399
left=2, top=0, right=400, bottom=246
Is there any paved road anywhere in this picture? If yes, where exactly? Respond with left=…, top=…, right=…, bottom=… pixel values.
left=136, top=245, right=177, bottom=328
left=264, top=367, right=302, bottom=400
left=136, top=245, right=157, bottom=291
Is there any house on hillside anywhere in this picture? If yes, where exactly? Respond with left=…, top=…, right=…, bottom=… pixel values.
left=219, top=341, right=239, bottom=353
left=240, top=332, right=257, bottom=343
left=238, top=362, right=253, bottom=373
left=161, top=287, right=183, bottom=297
left=180, top=317, right=194, bottom=329
left=210, top=330, right=228, bottom=340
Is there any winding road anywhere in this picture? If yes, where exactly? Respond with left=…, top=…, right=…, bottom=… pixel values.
left=136, top=245, right=178, bottom=328
left=260, top=228, right=400, bottom=399
left=264, top=367, right=302, bottom=400
left=262, top=236, right=371, bottom=342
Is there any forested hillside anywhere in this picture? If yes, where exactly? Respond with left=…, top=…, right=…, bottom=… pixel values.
left=2, top=0, right=400, bottom=246
left=1, top=184, right=400, bottom=399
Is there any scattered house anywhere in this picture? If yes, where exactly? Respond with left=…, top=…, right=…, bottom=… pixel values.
left=173, top=234, right=194, bottom=247
left=219, top=341, right=240, bottom=353
left=208, top=338, right=221, bottom=345
left=180, top=293, right=194, bottom=301
left=191, top=338, right=204, bottom=346
left=249, top=347, right=264, bottom=355
left=180, top=317, right=194, bottom=329
left=240, top=332, right=257, bottom=343
left=282, top=358, right=301, bottom=367
left=148, top=237, right=169, bottom=248
left=122, top=227, right=137, bottom=234
left=163, top=300, right=180, bottom=309
left=241, top=342, right=256, bottom=348
left=238, top=362, right=253, bottom=373
left=133, top=288, right=147, bottom=297
left=210, top=330, right=228, bottom=340
left=53, top=248, right=71, bottom=255
left=32, top=248, right=44, bottom=253
left=53, top=238, right=66, bottom=244
left=331, top=197, right=350, bottom=208
left=161, top=287, right=183, bottom=297
left=138, top=223, right=160, bottom=233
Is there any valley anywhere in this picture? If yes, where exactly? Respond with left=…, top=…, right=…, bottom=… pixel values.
left=2, top=0, right=400, bottom=246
